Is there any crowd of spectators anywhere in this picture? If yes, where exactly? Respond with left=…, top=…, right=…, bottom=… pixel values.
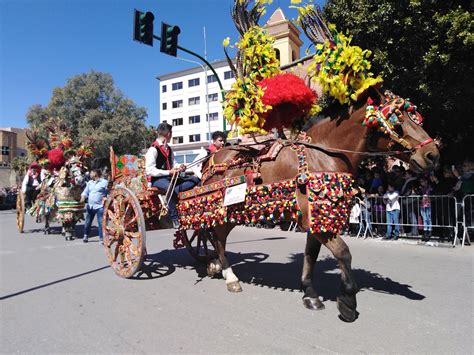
left=350, top=159, right=474, bottom=242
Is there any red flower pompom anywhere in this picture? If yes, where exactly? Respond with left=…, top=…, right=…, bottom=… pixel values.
left=257, top=73, right=317, bottom=131
left=47, top=148, right=66, bottom=171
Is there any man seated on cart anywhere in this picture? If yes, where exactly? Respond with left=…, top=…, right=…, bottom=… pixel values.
left=145, top=122, right=200, bottom=229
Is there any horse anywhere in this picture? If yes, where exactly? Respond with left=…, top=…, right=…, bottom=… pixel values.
left=191, top=87, right=439, bottom=322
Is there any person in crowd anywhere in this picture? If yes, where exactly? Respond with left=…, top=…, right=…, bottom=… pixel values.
left=383, top=183, right=401, bottom=240
left=145, top=123, right=200, bottom=229
left=418, top=177, right=433, bottom=241
left=191, top=131, right=227, bottom=179
left=80, top=168, right=108, bottom=243
left=453, top=160, right=474, bottom=196
left=371, top=184, right=387, bottom=236
left=369, top=171, right=383, bottom=194
left=400, top=170, right=419, bottom=237
left=388, top=165, right=405, bottom=192
left=349, top=196, right=362, bottom=236
left=21, top=162, right=42, bottom=208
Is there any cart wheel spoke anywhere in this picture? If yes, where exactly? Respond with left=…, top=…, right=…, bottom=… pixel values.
left=102, top=187, right=146, bottom=278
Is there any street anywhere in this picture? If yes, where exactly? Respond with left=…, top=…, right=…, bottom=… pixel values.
left=1, top=210, right=472, bottom=354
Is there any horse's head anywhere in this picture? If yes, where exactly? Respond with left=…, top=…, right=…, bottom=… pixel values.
left=364, top=91, right=440, bottom=173
left=65, top=156, right=87, bottom=186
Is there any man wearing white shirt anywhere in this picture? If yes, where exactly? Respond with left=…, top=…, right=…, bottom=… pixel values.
left=145, top=123, right=199, bottom=229
left=383, top=184, right=401, bottom=240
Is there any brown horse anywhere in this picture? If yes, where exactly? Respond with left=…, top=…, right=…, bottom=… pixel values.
left=199, top=87, right=439, bottom=322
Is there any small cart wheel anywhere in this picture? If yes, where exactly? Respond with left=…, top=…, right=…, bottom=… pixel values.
left=102, top=186, right=146, bottom=278
left=16, top=191, right=25, bottom=233
left=182, top=229, right=217, bottom=263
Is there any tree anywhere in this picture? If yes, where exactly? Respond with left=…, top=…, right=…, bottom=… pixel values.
left=26, top=71, right=150, bottom=159
left=323, top=0, right=474, bottom=161
left=11, top=156, right=29, bottom=177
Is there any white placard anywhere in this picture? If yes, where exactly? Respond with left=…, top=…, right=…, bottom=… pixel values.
left=223, top=183, right=247, bottom=206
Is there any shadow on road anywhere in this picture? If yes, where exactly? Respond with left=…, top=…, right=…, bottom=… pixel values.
left=0, top=265, right=110, bottom=301
left=232, top=254, right=426, bottom=301
left=144, top=248, right=425, bottom=301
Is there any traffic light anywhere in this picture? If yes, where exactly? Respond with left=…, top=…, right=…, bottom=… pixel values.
left=133, top=10, right=154, bottom=46
left=160, top=22, right=181, bottom=57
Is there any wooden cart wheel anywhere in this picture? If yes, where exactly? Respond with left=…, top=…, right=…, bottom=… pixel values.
left=16, top=191, right=25, bottom=233
left=182, top=229, right=218, bottom=263
left=102, top=187, right=146, bottom=278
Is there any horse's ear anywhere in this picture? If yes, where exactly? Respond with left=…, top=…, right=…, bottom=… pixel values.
left=357, top=83, right=383, bottom=105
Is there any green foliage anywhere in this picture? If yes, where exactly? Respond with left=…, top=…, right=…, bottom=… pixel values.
left=11, top=156, right=29, bottom=176
left=323, top=0, right=474, bottom=161
left=26, top=71, right=150, bottom=159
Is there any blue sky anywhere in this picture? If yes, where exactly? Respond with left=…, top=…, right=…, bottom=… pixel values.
left=0, top=0, right=323, bottom=128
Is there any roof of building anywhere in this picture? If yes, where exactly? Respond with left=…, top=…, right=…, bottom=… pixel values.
left=266, top=7, right=286, bottom=24
left=156, top=59, right=230, bottom=81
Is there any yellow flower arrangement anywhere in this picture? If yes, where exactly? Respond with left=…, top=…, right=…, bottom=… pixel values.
left=223, top=26, right=281, bottom=134
left=291, top=1, right=383, bottom=105
left=307, top=27, right=383, bottom=105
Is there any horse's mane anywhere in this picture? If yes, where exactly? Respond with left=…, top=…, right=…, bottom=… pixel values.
left=303, top=85, right=383, bottom=132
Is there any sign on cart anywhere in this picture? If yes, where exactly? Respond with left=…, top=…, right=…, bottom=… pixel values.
left=223, top=183, right=247, bottom=206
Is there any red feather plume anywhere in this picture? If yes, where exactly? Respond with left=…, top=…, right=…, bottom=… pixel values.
left=257, top=73, right=317, bottom=131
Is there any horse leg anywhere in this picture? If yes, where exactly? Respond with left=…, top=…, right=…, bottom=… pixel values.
left=318, top=234, right=359, bottom=322
left=301, top=234, right=325, bottom=310
left=213, top=223, right=242, bottom=292
left=44, top=216, right=49, bottom=235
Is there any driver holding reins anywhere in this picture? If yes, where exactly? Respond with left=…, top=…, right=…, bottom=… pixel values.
left=145, top=123, right=200, bottom=229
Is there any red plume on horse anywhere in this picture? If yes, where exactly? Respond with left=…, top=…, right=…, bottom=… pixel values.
left=258, top=73, right=316, bottom=131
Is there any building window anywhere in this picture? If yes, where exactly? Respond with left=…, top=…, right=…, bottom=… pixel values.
left=162, top=85, right=167, bottom=93
left=185, top=153, right=198, bottom=163
left=275, top=48, right=280, bottom=61
left=189, top=134, right=201, bottom=142
left=172, top=82, right=183, bottom=91
left=189, top=115, right=200, bottom=124
left=188, top=78, right=200, bottom=87
left=207, top=74, right=217, bottom=83
left=206, top=112, right=218, bottom=121
left=162, top=102, right=167, bottom=110
left=173, top=137, right=184, bottom=144
left=207, top=93, right=218, bottom=102
left=1, top=146, right=10, bottom=156
left=224, top=71, right=235, bottom=80
left=172, top=118, right=183, bottom=126
left=188, top=96, right=200, bottom=105
left=172, top=100, right=183, bottom=108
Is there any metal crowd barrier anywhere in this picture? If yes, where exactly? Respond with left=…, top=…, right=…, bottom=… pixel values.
left=462, top=194, right=473, bottom=248
left=354, top=195, right=459, bottom=245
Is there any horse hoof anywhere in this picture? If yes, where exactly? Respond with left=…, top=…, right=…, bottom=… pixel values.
left=337, top=296, right=358, bottom=322
left=207, top=260, right=222, bottom=277
left=226, top=281, right=242, bottom=293
left=302, top=296, right=325, bottom=311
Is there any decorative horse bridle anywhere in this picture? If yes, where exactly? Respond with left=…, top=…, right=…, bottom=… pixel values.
left=363, top=91, right=433, bottom=152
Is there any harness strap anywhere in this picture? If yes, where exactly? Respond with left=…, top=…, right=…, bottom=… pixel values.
left=413, top=138, right=433, bottom=151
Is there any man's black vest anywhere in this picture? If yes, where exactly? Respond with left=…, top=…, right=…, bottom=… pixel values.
left=27, top=174, right=42, bottom=187
left=151, top=144, right=173, bottom=182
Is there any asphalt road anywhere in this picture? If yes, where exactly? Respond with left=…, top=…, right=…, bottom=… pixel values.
left=1, top=210, right=473, bottom=354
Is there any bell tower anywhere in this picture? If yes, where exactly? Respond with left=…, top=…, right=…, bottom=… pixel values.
left=264, top=8, right=303, bottom=66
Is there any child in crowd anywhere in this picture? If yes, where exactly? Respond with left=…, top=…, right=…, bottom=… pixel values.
left=418, top=177, right=433, bottom=241
left=383, top=184, right=401, bottom=240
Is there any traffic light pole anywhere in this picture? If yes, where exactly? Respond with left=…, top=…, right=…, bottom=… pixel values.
left=153, top=34, right=227, bottom=132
